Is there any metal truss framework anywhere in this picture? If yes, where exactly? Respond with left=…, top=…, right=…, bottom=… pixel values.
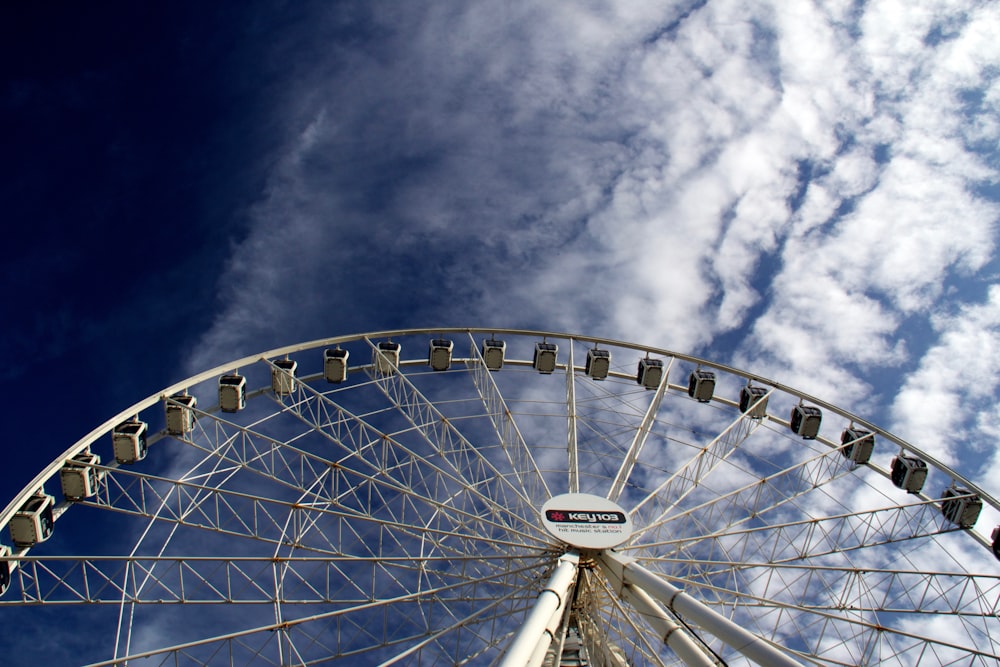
left=0, top=328, right=997, bottom=666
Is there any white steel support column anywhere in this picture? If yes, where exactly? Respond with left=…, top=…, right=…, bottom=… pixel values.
left=619, top=584, right=719, bottom=667
left=541, top=585, right=576, bottom=667
left=566, top=343, right=579, bottom=494
left=608, top=358, right=673, bottom=502
left=598, top=551, right=804, bottom=667
left=500, top=551, right=580, bottom=667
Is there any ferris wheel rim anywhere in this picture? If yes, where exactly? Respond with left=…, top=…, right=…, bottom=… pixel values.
left=2, top=327, right=999, bottom=665
left=4, top=326, right=994, bottom=531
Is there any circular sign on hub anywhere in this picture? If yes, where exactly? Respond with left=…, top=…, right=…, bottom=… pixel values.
left=541, top=493, right=633, bottom=550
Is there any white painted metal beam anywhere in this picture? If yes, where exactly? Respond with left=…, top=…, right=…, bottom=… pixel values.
left=566, top=342, right=579, bottom=494
left=607, top=358, right=674, bottom=502
left=500, top=551, right=580, bottom=667
left=598, top=550, right=804, bottom=667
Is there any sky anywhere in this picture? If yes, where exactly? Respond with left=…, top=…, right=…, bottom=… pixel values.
left=7, top=0, right=998, bottom=496
left=2, top=0, right=1000, bottom=607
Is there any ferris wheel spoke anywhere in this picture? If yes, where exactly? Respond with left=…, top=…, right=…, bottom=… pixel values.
left=106, top=439, right=266, bottom=659
left=375, top=580, right=537, bottom=666
left=268, top=358, right=547, bottom=543
left=84, top=466, right=543, bottom=558
left=464, top=333, right=553, bottom=510
left=295, top=557, right=546, bottom=663
left=205, top=417, right=550, bottom=550
left=81, top=557, right=546, bottom=667
left=627, top=388, right=775, bottom=532
left=88, top=465, right=339, bottom=554
left=579, top=569, right=669, bottom=666
left=566, top=342, right=580, bottom=495
left=177, top=408, right=345, bottom=504
left=662, top=560, right=1000, bottom=619
left=607, top=359, right=672, bottom=503
left=360, top=348, right=541, bottom=537
left=646, top=547, right=1000, bottom=662
left=280, top=581, right=532, bottom=667
left=629, top=444, right=856, bottom=548
left=362, top=338, right=545, bottom=524
left=667, top=573, right=1000, bottom=665
left=160, top=403, right=552, bottom=551
left=647, top=497, right=958, bottom=568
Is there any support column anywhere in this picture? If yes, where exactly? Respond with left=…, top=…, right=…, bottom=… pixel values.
left=566, top=343, right=579, bottom=494
left=500, top=551, right=580, bottom=667
left=620, top=584, right=720, bottom=667
left=598, top=551, right=804, bottom=667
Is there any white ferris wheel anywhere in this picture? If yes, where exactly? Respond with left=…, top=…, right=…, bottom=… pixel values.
left=2, top=328, right=999, bottom=666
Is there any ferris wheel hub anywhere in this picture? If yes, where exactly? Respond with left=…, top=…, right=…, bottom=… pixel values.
left=541, top=493, right=633, bottom=550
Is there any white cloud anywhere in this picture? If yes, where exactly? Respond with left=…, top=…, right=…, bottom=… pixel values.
left=188, top=0, right=1000, bottom=488
left=111, top=1, right=1000, bottom=663
left=892, top=286, right=1000, bottom=469
left=722, top=1, right=1000, bottom=412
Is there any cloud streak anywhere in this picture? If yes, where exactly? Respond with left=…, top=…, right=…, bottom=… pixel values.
left=190, top=0, right=1000, bottom=490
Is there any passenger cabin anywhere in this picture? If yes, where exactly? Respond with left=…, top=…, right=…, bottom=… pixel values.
left=687, top=370, right=715, bottom=403
left=890, top=455, right=927, bottom=493
left=324, top=348, right=349, bottom=383
left=9, top=491, right=55, bottom=547
left=166, top=393, right=197, bottom=435
left=739, top=386, right=769, bottom=419
left=533, top=342, right=558, bottom=374
left=991, top=526, right=1000, bottom=561
left=840, top=428, right=874, bottom=464
left=272, top=359, right=297, bottom=396
left=219, top=374, right=247, bottom=413
left=790, top=405, right=822, bottom=439
left=481, top=339, right=506, bottom=370
left=113, top=419, right=149, bottom=464
left=636, top=358, right=665, bottom=390
left=585, top=349, right=611, bottom=380
left=428, top=338, right=454, bottom=371
left=941, top=487, right=982, bottom=528
left=0, top=544, right=10, bottom=596
left=60, top=450, right=100, bottom=500
left=376, top=341, right=401, bottom=375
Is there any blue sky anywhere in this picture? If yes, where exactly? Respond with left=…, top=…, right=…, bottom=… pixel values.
left=4, top=0, right=1000, bottom=511
left=15, top=1, right=1000, bottom=484
left=2, top=0, right=1000, bottom=660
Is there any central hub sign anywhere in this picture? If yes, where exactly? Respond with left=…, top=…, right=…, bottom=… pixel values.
left=541, top=493, right=633, bottom=549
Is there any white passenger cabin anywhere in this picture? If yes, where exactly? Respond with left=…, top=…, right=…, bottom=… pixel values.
left=533, top=342, right=558, bottom=374
left=0, top=544, right=10, bottom=596
left=113, top=419, right=148, bottom=464
left=840, top=428, right=874, bottom=463
left=324, top=348, right=349, bottom=383
left=166, top=393, right=197, bottom=435
left=272, top=359, right=297, bottom=395
left=585, top=349, right=611, bottom=380
left=9, top=491, right=55, bottom=547
left=481, top=339, right=506, bottom=370
left=739, top=386, right=769, bottom=418
left=890, top=455, right=927, bottom=493
left=376, top=342, right=401, bottom=375
left=687, top=370, right=715, bottom=403
left=790, top=405, right=822, bottom=439
left=60, top=450, right=101, bottom=500
left=219, top=374, right=247, bottom=413
left=941, top=487, right=982, bottom=528
left=428, top=338, right=454, bottom=371
left=636, top=358, right=664, bottom=390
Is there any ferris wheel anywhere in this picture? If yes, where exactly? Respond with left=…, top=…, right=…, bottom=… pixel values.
left=2, top=328, right=999, bottom=666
